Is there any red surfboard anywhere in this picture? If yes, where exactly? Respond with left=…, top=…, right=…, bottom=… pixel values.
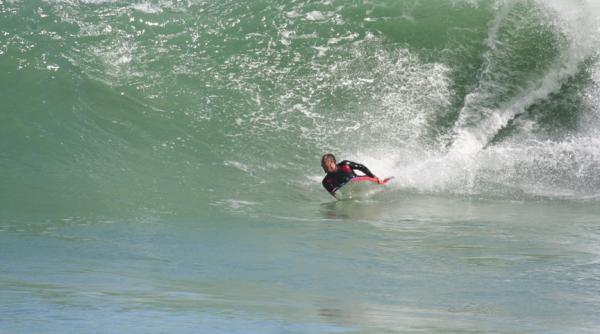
left=334, top=176, right=394, bottom=199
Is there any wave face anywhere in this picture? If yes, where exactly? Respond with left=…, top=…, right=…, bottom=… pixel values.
left=2, top=0, right=600, bottom=217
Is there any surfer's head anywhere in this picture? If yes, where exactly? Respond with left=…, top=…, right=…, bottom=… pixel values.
left=321, top=153, right=337, bottom=173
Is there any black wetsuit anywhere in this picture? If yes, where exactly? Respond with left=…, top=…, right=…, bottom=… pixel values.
left=322, top=160, right=375, bottom=195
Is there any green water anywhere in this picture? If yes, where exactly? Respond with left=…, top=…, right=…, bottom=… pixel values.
left=2, top=0, right=600, bottom=332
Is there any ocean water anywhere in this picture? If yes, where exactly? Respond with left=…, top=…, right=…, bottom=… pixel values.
left=2, top=0, right=600, bottom=332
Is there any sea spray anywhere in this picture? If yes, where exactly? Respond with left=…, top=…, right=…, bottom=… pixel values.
left=352, top=0, right=600, bottom=199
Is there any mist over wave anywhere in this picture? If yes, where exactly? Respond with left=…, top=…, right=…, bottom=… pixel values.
left=2, top=0, right=600, bottom=217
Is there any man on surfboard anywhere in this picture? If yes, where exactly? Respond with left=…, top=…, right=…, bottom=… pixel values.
left=321, top=153, right=384, bottom=196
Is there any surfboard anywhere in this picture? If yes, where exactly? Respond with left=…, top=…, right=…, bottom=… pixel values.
left=334, top=176, right=394, bottom=200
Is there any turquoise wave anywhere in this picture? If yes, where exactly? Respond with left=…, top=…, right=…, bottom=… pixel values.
left=2, top=0, right=600, bottom=218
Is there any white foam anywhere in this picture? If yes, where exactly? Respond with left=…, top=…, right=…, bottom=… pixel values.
left=286, top=11, right=301, bottom=19
left=211, top=199, right=257, bottom=211
left=305, top=11, right=326, bottom=21
left=131, top=3, right=163, bottom=14
left=374, top=132, right=600, bottom=199
left=312, top=46, right=328, bottom=57
left=224, top=160, right=251, bottom=174
left=360, top=49, right=452, bottom=148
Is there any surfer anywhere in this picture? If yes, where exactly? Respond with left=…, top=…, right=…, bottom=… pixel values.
left=321, top=153, right=384, bottom=196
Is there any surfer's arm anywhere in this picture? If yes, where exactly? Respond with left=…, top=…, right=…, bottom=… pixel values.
left=346, top=161, right=376, bottom=178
